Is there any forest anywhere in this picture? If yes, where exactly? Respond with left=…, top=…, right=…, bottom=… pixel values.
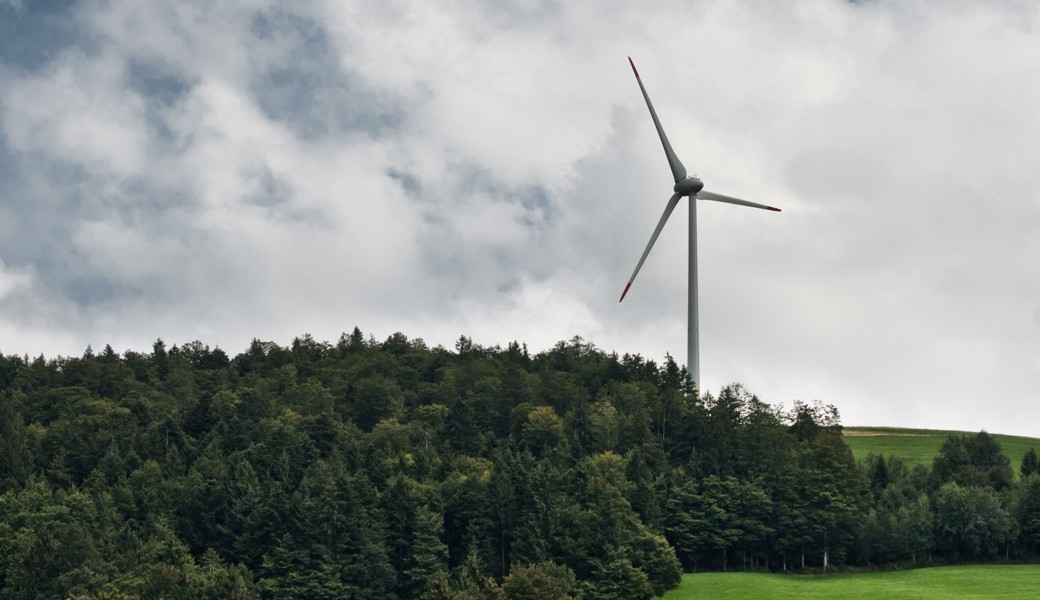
left=1, top=329, right=1038, bottom=599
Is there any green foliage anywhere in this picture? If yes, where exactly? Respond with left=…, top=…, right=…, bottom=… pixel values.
left=0, top=330, right=1035, bottom=599
left=501, top=562, right=577, bottom=599
left=1020, top=448, right=1038, bottom=478
left=844, top=427, right=1040, bottom=476
left=1013, top=475, right=1040, bottom=554
left=665, top=475, right=772, bottom=571
left=423, top=550, right=503, bottom=600
left=934, top=482, right=1013, bottom=560
left=933, top=431, right=1014, bottom=490
left=521, top=406, right=564, bottom=455
left=898, top=495, right=935, bottom=564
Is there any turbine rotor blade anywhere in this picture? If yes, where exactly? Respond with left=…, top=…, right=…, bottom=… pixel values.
left=620, top=192, right=683, bottom=302
left=697, top=189, right=781, bottom=212
left=629, top=57, right=687, bottom=182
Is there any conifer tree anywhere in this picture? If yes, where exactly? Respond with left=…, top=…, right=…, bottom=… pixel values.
left=1021, top=448, right=1039, bottom=478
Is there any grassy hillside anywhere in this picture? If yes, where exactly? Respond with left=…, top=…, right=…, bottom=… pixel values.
left=662, top=565, right=1040, bottom=599
left=843, top=426, right=1040, bottom=474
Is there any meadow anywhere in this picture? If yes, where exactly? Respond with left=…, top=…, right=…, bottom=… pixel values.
left=661, top=565, right=1040, bottom=599
left=843, top=427, right=1040, bottom=474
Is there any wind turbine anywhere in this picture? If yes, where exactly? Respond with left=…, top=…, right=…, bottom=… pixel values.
left=619, top=57, right=780, bottom=391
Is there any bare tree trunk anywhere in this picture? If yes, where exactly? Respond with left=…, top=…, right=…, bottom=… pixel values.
left=823, top=530, right=829, bottom=571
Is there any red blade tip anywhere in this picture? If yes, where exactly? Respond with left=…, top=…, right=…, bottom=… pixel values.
left=619, top=281, right=632, bottom=302
left=767, top=206, right=781, bottom=212
left=628, top=57, right=639, bottom=78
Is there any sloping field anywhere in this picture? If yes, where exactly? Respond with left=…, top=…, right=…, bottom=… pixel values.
left=843, top=426, right=1040, bottom=474
left=662, top=565, right=1040, bottom=599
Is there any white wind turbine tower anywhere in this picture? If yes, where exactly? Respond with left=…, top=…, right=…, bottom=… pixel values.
left=619, top=57, right=781, bottom=391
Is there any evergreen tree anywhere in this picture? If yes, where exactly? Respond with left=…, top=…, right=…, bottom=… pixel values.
left=1021, top=448, right=1039, bottom=479
left=9, top=329, right=1033, bottom=596
left=501, top=562, right=577, bottom=600
left=933, top=431, right=1013, bottom=490
left=153, top=338, right=170, bottom=381
left=405, top=504, right=450, bottom=597
left=579, top=547, right=653, bottom=600
left=1014, top=475, right=1040, bottom=555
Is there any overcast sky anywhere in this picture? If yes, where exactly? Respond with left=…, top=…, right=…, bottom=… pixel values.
left=1, top=0, right=1038, bottom=435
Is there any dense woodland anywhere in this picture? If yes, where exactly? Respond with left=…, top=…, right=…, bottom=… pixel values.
left=1, top=330, right=1039, bottom=599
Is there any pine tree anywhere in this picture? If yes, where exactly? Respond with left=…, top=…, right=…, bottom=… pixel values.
left=404, top=505, right=449, bottom=597
left=1014, top=475, right=1040, bottom=555
left=501, top=562, right=577, bottom=600
left=1021, top=448, right=1039, bottom=478
left=153, top=338, right=170, bottom=381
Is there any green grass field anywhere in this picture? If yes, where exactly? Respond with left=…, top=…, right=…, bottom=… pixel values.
left=661, top=565, right=1040, bottom=599
left=843, top=427, right=1040, bottom=475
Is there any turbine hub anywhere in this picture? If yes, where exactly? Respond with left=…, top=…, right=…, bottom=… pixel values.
left=674, top=176, right=704, bottom=196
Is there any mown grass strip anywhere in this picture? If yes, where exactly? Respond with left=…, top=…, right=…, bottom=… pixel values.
left=662, top=565, right=1040, bottom=600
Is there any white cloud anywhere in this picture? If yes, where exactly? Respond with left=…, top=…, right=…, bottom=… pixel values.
left=0, top=0, right=1039, bottom=434
left=0, top=259, right=30, bottom=299
left=2, top=52, right=150, bottom=175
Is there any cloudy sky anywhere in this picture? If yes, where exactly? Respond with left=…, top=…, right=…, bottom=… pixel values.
left=1, top=0, right=1038, bottom=435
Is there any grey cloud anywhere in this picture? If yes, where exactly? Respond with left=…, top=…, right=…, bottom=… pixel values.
left=125, top=57, right=193, bottom=108
left=402, top=161, right=558, bottom=304
left=1, top=0, right=1039, bottom=436
left=0, top=0, right=94, bottom=72
left=243, top=165, right=292, bottom=207
left=386, top=168, right=421, bottom=195
left=248, top=8, right=412, bottom=140
left=124, top=56, right=196, bottom=147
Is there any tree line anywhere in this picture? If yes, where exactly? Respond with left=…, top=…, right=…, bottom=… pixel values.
left=0, top=330, right=1038, bottom=599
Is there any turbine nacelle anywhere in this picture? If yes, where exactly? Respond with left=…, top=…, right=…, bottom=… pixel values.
left=621, top=57, right=782, bottom=387
left=674, top=176, right=704, bottom=196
